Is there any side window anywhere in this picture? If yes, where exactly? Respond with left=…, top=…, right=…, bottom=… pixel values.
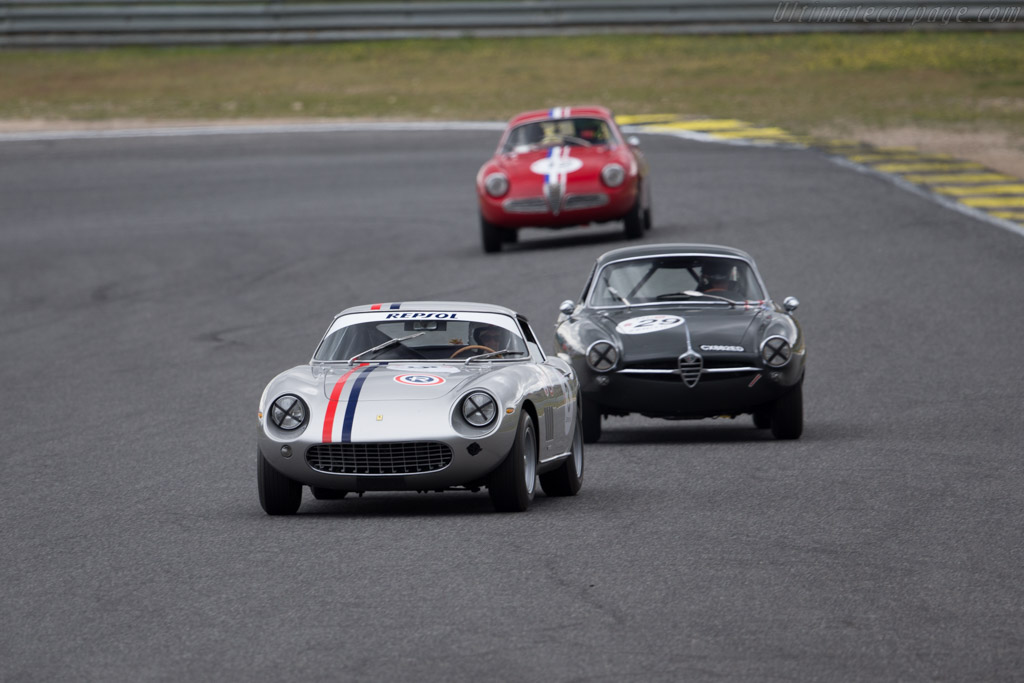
left=516, top=316, right=546, bottom=361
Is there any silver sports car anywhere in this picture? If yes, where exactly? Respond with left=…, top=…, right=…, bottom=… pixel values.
left=257, top=301, right=583, bottom=514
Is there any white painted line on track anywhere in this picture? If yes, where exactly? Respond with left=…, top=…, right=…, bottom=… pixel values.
left=0, top=120, right=507, bottom=142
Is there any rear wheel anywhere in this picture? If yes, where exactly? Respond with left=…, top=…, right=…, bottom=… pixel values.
left=540, top=412, right=584, bottom=497
left=771, top=379, right=803, bottom=440
left=489, top=411, right=538, bottom=512
left=481, top=214, right=503, bottom=253
left=258, top=452, right=302, bottom=515
left=582, top=397, right=602, bottom=443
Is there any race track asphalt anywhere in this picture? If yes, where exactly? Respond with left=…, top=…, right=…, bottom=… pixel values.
left=2, top=129, right=1023, bottom=681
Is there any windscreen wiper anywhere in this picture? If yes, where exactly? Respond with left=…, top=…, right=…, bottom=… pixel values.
left=607, top=286, right=632, bottom=307
left=348, top=332, right=424, bottom=365
left=465, top=348, right=527, bottom=364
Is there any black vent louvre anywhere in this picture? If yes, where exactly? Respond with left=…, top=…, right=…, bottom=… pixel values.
left=306, top=442, right=453, bottom=475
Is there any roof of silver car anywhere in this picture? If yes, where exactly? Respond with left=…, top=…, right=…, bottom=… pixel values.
left=336, top=301, right=518, bottom=318
left=595, top=243, right=755, bottom=267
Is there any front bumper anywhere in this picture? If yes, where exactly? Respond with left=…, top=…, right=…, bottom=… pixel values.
left=480, top=183, right=637, bottom=229
left=580, top=360, right=804, bottom=418
left=257, top=412, right=519, bottom=491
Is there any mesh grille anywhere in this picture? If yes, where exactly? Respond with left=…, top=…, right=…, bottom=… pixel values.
left=563, top=194, right=610, bottom=210
left=306, top=442, right=453, bottom=475
left=502, top=197, right=550, bottom=214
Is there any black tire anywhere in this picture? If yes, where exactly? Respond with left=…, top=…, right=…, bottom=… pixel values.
left=310, top=487, right=348, bottom=500
left=582, top=396, right=602, bottom=444
left=642, top=182, right=653, bottom=230
left=489, top=411, right=538, bottom=512
left=481, top=214, right=503, bottom=253
left=540, top=412, right=584, bottom=497
left=771, top=379, right=803, bottom=440
left=752, top=408, right=772, bottom=429
left=258, top=452, right=302, bottom=515
left=623, top=196, right=644, bottom=239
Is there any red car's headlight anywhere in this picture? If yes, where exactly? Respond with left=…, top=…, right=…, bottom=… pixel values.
left=600, top=163, right=626, bottom=188
left=484, top=173, right=509, bottom=197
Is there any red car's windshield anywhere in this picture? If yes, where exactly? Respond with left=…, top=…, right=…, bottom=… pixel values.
left=501, top=117, right=617, bottom=154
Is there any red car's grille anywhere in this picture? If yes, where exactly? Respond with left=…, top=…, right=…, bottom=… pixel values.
left=306, top=442, right=453, bottom=475
left=502, top=197, right=549, bottom=213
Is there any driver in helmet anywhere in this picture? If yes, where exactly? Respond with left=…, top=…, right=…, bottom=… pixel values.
left=472, top=323, right=510, bottom=351
left=698, top=260, right=735, bottom=294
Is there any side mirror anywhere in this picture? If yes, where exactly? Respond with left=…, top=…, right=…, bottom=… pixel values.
left=627, top=135, right=641, bottom=147
left=783, top=296, right=800, bottom=313
left=559, top=300, right=576, bottom=315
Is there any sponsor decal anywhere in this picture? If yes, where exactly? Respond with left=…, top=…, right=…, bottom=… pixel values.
left=370, top=303, right=403, bottom=311
left=700, top=345, right=745, bottom=352
left=394, top=374, right=446, bottom=386
left=384, top=312, right=459, bottom=319
left=549, top=107, right=571, bottom=119
left=616, top=315, right=685, bottom=335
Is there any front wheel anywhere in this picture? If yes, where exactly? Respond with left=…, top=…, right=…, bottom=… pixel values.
left=481, top=214, right=504, bottom=253
left=771, top=379, right=803, bottom=440
left=540, top=412, right=584, bottom=497
left=623, top=196, right=644, bottom=240
left=258, top=452, right=302, bottom=515
left=489, top=411, right=538, bottom=512
left=582, top=397, right=602, bottom=443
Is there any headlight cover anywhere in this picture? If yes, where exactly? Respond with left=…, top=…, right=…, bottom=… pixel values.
left=586, top=340, right=619, bottom=372
left=761, top=336, right=793, bottom=368
left=270, top=394, right=307, bottom=431
left=484, top=173, right=510, bottom=197
left=461, top=392, right=497, bottom=428
left=600, top=163, right=626, bottom=188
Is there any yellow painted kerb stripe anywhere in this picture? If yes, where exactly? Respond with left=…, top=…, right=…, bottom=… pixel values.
left=652, top=119, right=753, bottom=131
left=960, top=197, right=1024, bottom=208
left=903, top=173, right=1017, bottom=184
left=875, top=162, right=985, bottom=173
left=936, top=184, right=1024, bottom=196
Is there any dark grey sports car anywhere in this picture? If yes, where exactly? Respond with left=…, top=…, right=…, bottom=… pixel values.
left=555, top=244, right=805, bottom=442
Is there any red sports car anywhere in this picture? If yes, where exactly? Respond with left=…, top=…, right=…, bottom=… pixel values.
left=476, top=106, right=652, bottom=253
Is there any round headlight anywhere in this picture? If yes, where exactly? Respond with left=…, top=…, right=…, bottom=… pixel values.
left=761, top=336, right=793, bottom=368
left=600, top=163, right=625, bottom=188
left=270, top=394, right=307, bottom=431
left=484, top=173, right=509, bottom=197
left=462, top=392, right=497, bottom=428
left=586, top=340, right=619, bottom=372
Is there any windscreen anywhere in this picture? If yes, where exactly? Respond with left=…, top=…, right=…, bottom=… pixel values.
left=589, top=256, right=766, bottom=306
left=314, top=311, right=529, bottom=362
left=502, top=117, right=617, bottom=153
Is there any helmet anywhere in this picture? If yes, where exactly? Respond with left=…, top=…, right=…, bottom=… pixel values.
left=701, top=260, right=733, bottom=288
left=471, top=324, right=509, bottom=349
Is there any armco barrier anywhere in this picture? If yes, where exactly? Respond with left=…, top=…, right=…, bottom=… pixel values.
left=1, top=0, right=1021, bottom=47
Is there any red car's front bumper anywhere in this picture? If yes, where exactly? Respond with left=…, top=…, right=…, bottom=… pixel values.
left=479, top=181, right=639, bottom=230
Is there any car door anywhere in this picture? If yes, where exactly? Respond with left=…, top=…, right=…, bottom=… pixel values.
left=518, top=315, right=574, bottom=458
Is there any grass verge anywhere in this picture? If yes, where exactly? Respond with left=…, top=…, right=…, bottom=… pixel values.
left=1, top=32, right=1022, bottom=139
